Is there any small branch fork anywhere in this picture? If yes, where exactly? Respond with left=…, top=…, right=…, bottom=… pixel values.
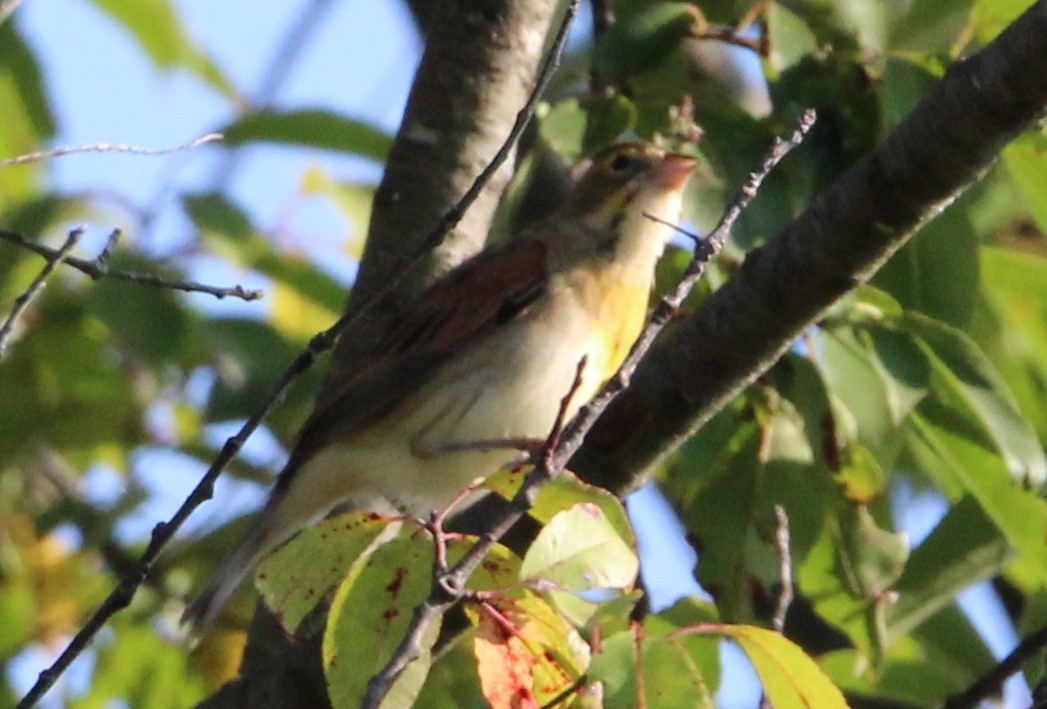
left=0, top=227, right=82, bottom=357
left=15, top=3, right=581, bottom=708
left=362, top=110, right=818, bottom=708
left=0, top=228, right=263, bottom=303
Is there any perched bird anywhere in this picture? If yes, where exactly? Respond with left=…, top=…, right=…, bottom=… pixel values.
left=182, top=141, right=696, bottom=636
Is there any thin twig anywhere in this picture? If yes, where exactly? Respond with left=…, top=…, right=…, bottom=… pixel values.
left=0, top=227, right=82, bottom=357
left=771, top=505, right=792, bottom=634
left=943, top=625, right=1047, bottom=708
left=362, top=108, right=818, bottom=709
left=0, top=228, right=263, bottom=301
left=0, top=133, right=222, bottom=167
left=15, top=3, right=582, bottom=707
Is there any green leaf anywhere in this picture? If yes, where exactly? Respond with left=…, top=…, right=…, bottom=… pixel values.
left=87, top=254, right=195, bottom=364
left=971, top=0, right=1039, bottom=43
left=257, top=513, right=394, bottom=634
left=982, top=246, right=1047, bottom=305
left=821, top=323, right=930, bottom=457
left=1003, top=131, right=1047, bottom=237
left=819, top=642, right=964, bottom=705
left=499, top=470, right=637, bottom=548
left=592, top=2, right=699, bottom=84
left=978, top=246, right=1047, bottom=439
left=904, top=312, right=1047, bottom=487
left=591, top=618, right=719, bottom=709
left=799, top=511, right=892, bottom=661
left=873, top=198, right=980, bottom=327
left=661, top=406, right=763, bottom=620
left=710, top=624, right=848, bottom=708
left=0, top=22, right=54, bottom=202
left=888, top=496, right=1011, bottom=637
left=222, top=109, right=393, bottom=162
left=904, top=412, right=1047, bottom=583
left=537, top=96, right=637, bottom=164
left=765, top=3, right=819, bottom=73
left=0, top=291, right=144, bottom=462
left=838, top=505, right=909, bottom=598
left=887, top=0, right=975, bottom=53
left=184, top=191, right=346, bottom=314
left=324, top=534, right=439, bottom=709
left=0, top=578, right=33, bottom=660
left=89, top=0, right=235, bottom=98
left=70, top=623, right=205, bottom=709
left=520, top=503, right=638, bottom=592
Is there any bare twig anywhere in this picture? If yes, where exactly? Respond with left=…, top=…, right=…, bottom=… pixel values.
left=0, top=228, right=263, bottom=301
left=15, top=3, right=582, bottom=707
left=0, top=227, right=82, bottom=357
left=943, top=625, right=1047, bottom=708
left=362, top=109, right=817, bottom=709
left=771, top=504, right=792, bottom=634
left=0, top=133, right=222, bottom=167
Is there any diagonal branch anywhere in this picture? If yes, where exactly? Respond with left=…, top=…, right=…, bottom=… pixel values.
left=572, top=1, right=1047, bottom=496
left=0, top=227, right=82, bottom=357
left=0, top=228, right=263, bottom=302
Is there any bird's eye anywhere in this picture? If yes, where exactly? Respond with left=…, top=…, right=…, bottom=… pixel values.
left=609, top=153, right=633, bottom=172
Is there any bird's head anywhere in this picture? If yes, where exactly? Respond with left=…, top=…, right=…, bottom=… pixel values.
left=564, top=142, right=697, bottom=233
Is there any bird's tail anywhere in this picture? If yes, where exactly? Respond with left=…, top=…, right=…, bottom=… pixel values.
left=180, top=505, right=287, bottom=643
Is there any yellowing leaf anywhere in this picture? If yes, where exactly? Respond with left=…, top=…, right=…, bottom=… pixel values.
left=681, top=624, right=849, bottom=708
left=474, top=609, right=539, bottom=709
left=269, top=281, right=338, bottom=342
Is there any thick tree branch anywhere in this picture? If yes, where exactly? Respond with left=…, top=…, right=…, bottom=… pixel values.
left=572, top=1, right=1047, bottom=495
left=321, top=0, right=564, bottom=396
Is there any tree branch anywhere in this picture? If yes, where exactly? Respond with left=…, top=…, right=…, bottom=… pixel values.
left=320, top=0, right=566, bottom=398
left=572, top=0, right=1047, bottom=496
left=943, top=624, right=1047, bottom=708
left=0, top=227, right=81, bottom=357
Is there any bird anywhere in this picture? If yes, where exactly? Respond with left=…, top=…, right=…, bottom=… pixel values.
left=181, top=141, right=697, bottom=637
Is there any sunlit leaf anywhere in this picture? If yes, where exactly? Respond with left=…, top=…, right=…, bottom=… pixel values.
left=257, top=512, right=394, bottom=634
left=324, top=534, right=439, bottom=709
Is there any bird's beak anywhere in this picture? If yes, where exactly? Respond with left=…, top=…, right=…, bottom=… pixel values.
left=650, top=153, right=698, bottom=190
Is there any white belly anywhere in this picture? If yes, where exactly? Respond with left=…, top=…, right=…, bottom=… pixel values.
left=290, top=293, right=611, bottom=517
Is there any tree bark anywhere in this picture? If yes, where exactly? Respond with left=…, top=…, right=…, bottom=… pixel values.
left=321, top=0, right=561, bottom=398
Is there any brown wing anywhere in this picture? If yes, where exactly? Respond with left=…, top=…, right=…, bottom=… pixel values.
left=276, top=237, right=549, bottom=488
